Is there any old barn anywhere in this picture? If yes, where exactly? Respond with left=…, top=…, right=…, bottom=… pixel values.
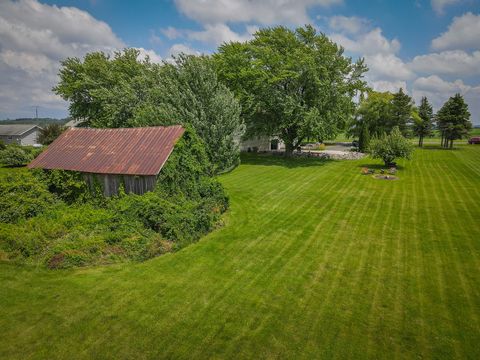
left=28, top=125, right=185, bottom=196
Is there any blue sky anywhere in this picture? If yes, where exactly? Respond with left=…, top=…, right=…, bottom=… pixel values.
left=1, top=0, right=479, bottom=123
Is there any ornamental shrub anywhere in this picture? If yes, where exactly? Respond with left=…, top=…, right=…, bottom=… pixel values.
left=369, top=126, right=414, bottom=166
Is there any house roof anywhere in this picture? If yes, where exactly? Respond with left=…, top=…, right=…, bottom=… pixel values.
left=28, top=125, right=185, bottom=176
left=0, top=124, right=42, bottom=136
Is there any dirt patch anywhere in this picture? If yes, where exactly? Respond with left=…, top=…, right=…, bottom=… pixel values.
left=373, top=174, right=399, bottom=180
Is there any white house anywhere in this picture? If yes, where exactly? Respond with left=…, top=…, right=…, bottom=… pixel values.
left=0, top=124, right=42, bottom=146
left=239, top=136, right=285, bottom=152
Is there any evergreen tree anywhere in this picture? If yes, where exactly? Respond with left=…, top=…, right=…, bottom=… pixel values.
left=412, top=96, right=433, bottom=147
left=436, top=93, right=471, bottom=149
left=359, top=124, right=370, bottom=152
left=390, top=88, right=413, bottom=136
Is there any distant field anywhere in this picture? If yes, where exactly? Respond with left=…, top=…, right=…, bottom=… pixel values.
left=1, top=145, right=480, bottom=359
left=332, top=128, right=480, bottom=144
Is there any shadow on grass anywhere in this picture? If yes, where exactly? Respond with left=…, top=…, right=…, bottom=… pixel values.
left=240, top=152, right=333, bottom=168
left=357, top=163, right=405, bottom=171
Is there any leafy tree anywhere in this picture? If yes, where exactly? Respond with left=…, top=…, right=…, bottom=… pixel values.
left=436, top=93, right=472, bottom=149
left=214, top=25, right=367, bottom=156
left=369, top=127, right=414, bottom=166
left=390, top=88, right=414, bottom=135
left=0, top=145, right=33, bottom=167
left=348, top=91, right=393, bottom=140
left=54, top=49, right=243, bottom=173
left=138, top=55, right=244, bottom=172
left=412, top=96, right=433, bottom=147
left=38, top=124, right=66, bottom=145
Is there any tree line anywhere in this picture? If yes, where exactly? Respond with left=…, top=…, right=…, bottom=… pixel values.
left=350, top=88, right=471, bottom=151
left=54, top=25, right=473, bottom=171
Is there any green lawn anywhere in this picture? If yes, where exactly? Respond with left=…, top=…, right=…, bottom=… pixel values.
left=1, top=146, right=480, bottom=359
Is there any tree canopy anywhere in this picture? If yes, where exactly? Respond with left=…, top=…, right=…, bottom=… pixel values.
left=436, top=93, right=471, bottom=149
left=54, top=49, right=244, bottom=173
left=412, top=96, right=433, bottom=147
left=214, top=25, right=368, bottom=155
left=349, top=89, right=415, bottom=144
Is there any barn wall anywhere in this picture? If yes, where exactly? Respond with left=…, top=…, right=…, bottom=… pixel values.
left=85, top=173, right=157, bottom=196
left=0, top=135, right=21, bottom=145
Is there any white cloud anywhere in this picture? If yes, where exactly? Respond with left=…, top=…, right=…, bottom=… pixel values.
left=186, top=23, right=256, bottom=45
left=413, top=75, right=480, bottom=123
left=370, top=80, right=408, bottom=93
left=0, top=0, right=162, bottom=119
left=431, top=0, right=461, bottom=15
left=330, top=28, right=400, bottom=55
left=174, top=0, right=342, bottom=25
left=431, top=12, right=480, bottom=50
left=409, top=50, right=480, bottom=76
left=365, top=53, right=415, bottom=81
left=328, top=26, right=411, bottom=82
left=161, top=26, right=183, bottom=40
left=135, top=48, right=163, bottom=63
left=328, top=15, right=369, bottom=34
left=168, top=44, right=201, bottom=57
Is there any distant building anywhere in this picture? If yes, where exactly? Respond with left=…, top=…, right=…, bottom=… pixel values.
left=28, top=125, right=185, bottom=196
left=240, top=135, right=285, bottom=152
left=64, top=119, right=85, bottom=127
left=0, top=124, right=42, bottom=146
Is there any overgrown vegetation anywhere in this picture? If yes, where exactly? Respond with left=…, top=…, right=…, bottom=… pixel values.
left=0, top=145, right=34, bottom=167
left=0, top=129, right=227, bottom=268
left=54, top=49, right=244, bottom=173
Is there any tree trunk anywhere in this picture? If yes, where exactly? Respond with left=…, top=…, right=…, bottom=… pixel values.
left=450, top=139, right=453, bottom=149
left=440, top=131, right=444, bottom=147
left=284, top=141, right=295, bottom=157
left=418, top=136, right=423, bottom=147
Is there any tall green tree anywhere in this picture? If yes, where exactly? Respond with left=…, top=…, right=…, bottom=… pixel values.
left=358, top=124, right=370, bottom=152
left=390, top=88, right=413, bottom=135
left=412, top=96, right=433, bottom=147
left=54, top=49, right=243, bottom=173
left=436, top=93, right=472, bottom=149
left=348, top=91, right=393, bottom=140
left=214, top=25, right=367, bottom=156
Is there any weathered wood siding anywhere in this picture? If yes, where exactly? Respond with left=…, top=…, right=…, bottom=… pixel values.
left=85, top=173, right=157, bottom=197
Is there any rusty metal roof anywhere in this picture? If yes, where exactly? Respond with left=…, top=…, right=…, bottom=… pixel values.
left=28, top=125, right=185, bottom=175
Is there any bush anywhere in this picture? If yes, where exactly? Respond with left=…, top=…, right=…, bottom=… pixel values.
left=0, top=145, right=33, bottom=167
left=0, top=204, right=167, bottom=268
left=33, top=169, right=98, bottom=204
left=0, top=140, right=5, bottom=150
left=0, top=170, right=57, bottom=223
left=369, top=126, right=414, bottom=166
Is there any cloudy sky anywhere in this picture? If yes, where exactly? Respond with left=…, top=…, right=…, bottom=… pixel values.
left=0, top=0, right=479, bottom=124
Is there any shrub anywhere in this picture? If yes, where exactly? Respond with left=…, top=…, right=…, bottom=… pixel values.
left=369, top=126, right=414, bottom=166
left=0, top=170, right=57, bottom=223
left=0, top=204, right=165, bottom=268
left=0, top=145, right=33, bottom=167
left=0, top=140, right=5, bottom=150
left=33, top=169, right=97, bottom=204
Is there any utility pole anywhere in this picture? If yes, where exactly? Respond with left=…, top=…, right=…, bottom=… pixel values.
left=35, top=106, right=38, bottom=119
